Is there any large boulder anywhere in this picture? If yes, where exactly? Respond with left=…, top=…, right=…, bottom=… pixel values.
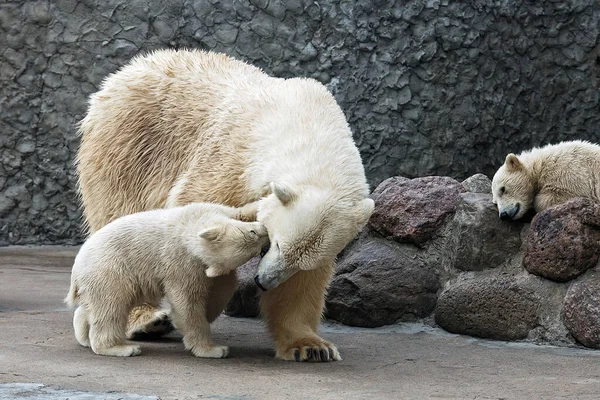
left=369, top=176, right=465, bottom=246
left=326, top=237, right=440, bottom=328
left=461, top=173, right=492, bottom=194
left=523, top=198, right=600, bottom=282
left=435, top=275, right=540, bottom=340
left=563, top=273, right=600, bottom=349
left=225, top=258, right=260, bottom=318
left=446, top=193, right=522, bottom=271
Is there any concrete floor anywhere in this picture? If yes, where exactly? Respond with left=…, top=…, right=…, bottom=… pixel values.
left=1, top=246, right=600, bottom=400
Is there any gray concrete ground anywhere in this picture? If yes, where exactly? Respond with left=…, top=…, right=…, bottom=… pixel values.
left=1, top=246, right=600, bottom=400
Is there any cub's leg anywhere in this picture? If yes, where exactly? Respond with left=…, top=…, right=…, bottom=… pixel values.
left=165, top=285, right=229, bottom=358
left=73, top=306, right=91, bottom=347
left=88, top=299, right=141, bottom=357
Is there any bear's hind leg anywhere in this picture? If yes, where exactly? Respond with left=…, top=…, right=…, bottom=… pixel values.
left=73, top=306, right=91, bottom=347
left=260, top=262, right=342, bottom=362
left=126, top=302, right=174, bottom=340
left=89, top=303, right=141, bottom=357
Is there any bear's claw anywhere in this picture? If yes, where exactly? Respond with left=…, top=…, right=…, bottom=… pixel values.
left=281, top=342, right=341, bottom=362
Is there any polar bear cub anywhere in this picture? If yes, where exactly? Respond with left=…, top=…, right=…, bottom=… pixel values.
left=65, top=202, right=269, bottom=358
left=492, top=140, right=600, bottom=220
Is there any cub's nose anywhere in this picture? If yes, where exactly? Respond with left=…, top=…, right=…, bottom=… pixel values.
left=499, top=211, right=510, bottom=220
left=259, top=243, right=271, bottom=258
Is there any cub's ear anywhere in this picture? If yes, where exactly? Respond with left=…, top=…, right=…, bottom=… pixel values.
left=269, top=182, right=297, bottom=205
left=505, top=153, right=523, bottom=171
left=199, top=226, right=223, bottom=241
left=355, top=198, right=375, bottom=229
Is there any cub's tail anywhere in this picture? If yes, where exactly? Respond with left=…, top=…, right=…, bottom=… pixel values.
left=64, top=276, right=79, bottom=309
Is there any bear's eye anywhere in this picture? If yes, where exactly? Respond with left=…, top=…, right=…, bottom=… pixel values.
left=500, top=186, right=506, bottom=195
left=249, top=230, right=257, bottom=236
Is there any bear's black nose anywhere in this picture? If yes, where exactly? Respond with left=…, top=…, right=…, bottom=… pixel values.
left=254, top=275, right=268, bottom=291
left=500, top=211, right=510, bottom=220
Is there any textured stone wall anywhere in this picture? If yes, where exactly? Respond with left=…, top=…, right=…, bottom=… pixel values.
left=1, top=0, right=600, bottom=245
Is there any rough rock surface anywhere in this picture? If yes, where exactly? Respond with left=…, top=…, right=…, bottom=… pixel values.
left=2, top=1, right=600, bottom=245
left=523, top=198, right=600, bottom=282
left=435, top=275, right=540, bottom=341
left=369, top=176, right=464, bottom=246
left=461, top=174, right=492, bottom=194
left=446, top=193, right=522, bottom=271
left=563, top=273, right=600, bottom=349
left=225, top=258, right=260, bottom=318
left=326, top=237, right=440, bottom=328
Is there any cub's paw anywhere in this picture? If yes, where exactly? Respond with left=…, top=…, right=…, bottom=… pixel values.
left=191, top=345, right=229, bottom=359
left=93, top=344, right=142, bottom=357
left=276, top=338, right=342, bottom=362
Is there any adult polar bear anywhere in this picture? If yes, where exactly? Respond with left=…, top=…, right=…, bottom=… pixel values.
left=76, top=49, right=374, bottom=362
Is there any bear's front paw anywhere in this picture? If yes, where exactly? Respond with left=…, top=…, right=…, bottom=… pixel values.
left=276, top=338, right=342, bottom=362
left=191, top=344, right=229, bottom=359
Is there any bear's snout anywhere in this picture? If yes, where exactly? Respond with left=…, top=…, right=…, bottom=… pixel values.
left=500, top=203, right=520, bottom=220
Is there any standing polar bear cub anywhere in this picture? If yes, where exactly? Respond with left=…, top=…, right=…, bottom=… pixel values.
left=492, top=140, right=600, bottom=220
left=65, top=202, right=268, bottom=357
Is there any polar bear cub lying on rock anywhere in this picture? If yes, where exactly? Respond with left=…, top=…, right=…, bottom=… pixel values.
left=492, top=140, right=600, bottom=220
left=65, top=202, right=268, bottom=357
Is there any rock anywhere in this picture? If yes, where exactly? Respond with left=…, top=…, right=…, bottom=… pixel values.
left=225, top=258, right=260, bottom=318
left=369, top=176, right=465, bottom=246
left=326, top=237, right=440, bottom=328
left=523, top=198, right=600, bottom=282
left=563, top=273, right=600, bottom=349
left=461, top=173, right=492, bottom=193
left=447, top=193, right=522, bottom=271
left=435, top=275, right=540, bottom=340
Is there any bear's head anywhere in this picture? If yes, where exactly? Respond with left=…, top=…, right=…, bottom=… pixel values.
left=198, top=219, right=270, bottom=278
left=254, top=182, right=374, bottom=291
left=492, top=153, right=535, bottom=220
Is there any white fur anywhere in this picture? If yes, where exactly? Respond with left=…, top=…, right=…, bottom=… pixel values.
left=492, top=140, right=600, bottom=219
left=65, top=202, right=268, bottom=357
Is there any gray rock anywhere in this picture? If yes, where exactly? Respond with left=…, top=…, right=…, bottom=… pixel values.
left=447, top=193, right=522, bottom=271
left=225, top=257, right=260, bottom=318
left=326, top=237, right=440, bottom=328
left=369, top=176, right=465, bottom=246
left=523, top=198, right=600, bottom=282
left=462, top=173, right=492, bottom=194
left=435, top=275, right=540, bottom=340
left=563, top=273, right=600, bottom=349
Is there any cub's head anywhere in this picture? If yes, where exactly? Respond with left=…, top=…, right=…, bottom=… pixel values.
left=199, top=219, right=270, bottom=278
left=254, top=182, right=374, bottom=291
left=492, top=153, right=535, bottom=220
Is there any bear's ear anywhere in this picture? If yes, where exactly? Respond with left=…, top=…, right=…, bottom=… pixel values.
left=199, top=226, right=223, bottom=241
left=505, top=153, right=523, bottom=171
left=354, top=198, right=375, bottom=229
left=269, top=182, right=297, bottom=205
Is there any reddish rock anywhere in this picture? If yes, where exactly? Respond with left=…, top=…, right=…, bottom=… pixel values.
left=523, top=198, right=600, bottom=282
left=563, top=274, right=600, bottom=349
left=369, top=176, right=465, bottom=246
